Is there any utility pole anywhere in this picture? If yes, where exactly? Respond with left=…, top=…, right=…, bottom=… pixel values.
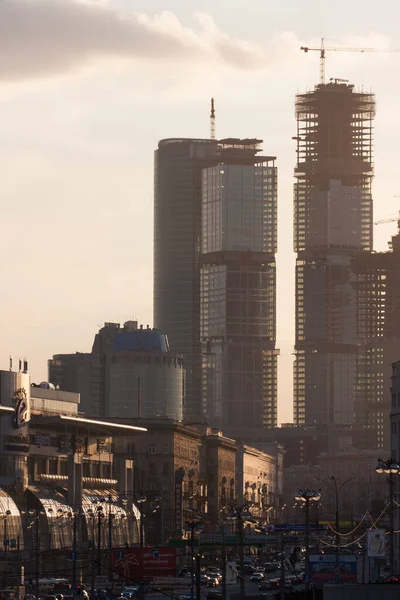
left=90, top=513, right=95, bottom=600
left=97, top=507, right=102, bottom=576
left=35, top=513, right=39, bottom=600
left=227, top=505, right=249, bottom=599
left=72, top=511, right=77, bottom=591
left=279, top=537, right=285, bottom=600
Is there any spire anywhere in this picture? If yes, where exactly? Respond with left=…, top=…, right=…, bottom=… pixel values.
left=210, top=97, right=216, bottom=140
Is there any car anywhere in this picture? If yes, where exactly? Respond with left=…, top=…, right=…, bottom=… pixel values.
left=249, top=572, right=264, bottom=581
left=264, top=579, right=281, bottom=590
left=122, top=588, right=139, bottom=599
left=205, top=577, right=220, bottom=588
left=255, top=566, right=265, bottom=572
left=264, top=562, right=278, bottom=572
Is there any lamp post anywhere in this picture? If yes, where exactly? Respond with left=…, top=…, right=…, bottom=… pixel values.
left=2, top=510, right=11, bottom=555
left=137, top=495, right=147, bottom=549
left=70, top=509, right=81, bottom=591
left=188, top=507, right=227, bottom=600
left=227, top=504, right=251, bottom=600
left=88, top=505, right=97, bottom=600
left=294, top=489, right=321, bottom=580
left=97, top=504, right=104, bottom=576
left=184, top=520, right=204, bottom=600
left=27, top=508, right=44, bottom=600
left=376, top=458, right=399, bottom=576
left=315, top=475, right=356, bottom=564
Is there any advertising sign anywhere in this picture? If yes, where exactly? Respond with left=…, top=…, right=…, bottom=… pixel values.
left=272, top=524, right=326, bottom=532
left=112, top=547, right=176, bottom=581
left=225, top=561, right=237, bottom=585
left=309, top=554, right=357, bottom=583
left=174, top=468, right=185, bottom=534
left=367, top=529, right=386, bottom=558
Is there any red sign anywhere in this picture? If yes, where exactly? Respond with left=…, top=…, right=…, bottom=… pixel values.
left=112, top=547, right=176, bottom=582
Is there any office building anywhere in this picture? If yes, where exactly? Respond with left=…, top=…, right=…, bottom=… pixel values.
left=293, top=82, right=376, bottom=434
left=154, top=138, right=218, bottom=422
left=352, top=223, right=400, bottom=450
left=200, top=139, right=278, bottom=436
left=49, top=321, right=185, bottom=421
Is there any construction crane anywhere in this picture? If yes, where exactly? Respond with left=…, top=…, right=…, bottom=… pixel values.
left=301, top=37, right=400, bottom=84
left=210, top=97, right=216, bottom=140
left=375, top=211, right=400, bottom=226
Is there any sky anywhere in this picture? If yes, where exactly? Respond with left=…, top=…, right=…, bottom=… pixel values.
left=2, top=0, right=400, bottom=425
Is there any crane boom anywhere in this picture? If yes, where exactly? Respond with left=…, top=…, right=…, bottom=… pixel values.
left=375, top=210, right=400, bottom=226
left=301, top=37, right=400, bottom=83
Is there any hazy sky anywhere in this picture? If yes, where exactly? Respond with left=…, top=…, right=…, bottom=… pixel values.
left=2, top=0, right=400, bottom=424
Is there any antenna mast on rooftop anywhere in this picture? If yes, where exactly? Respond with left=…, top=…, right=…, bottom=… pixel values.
left=210, top=98, right=216, bottom=140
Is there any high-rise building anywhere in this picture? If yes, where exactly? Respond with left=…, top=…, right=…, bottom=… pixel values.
left=200, top=139, right=278, bottom=437
left=353, top=223, right=400, bottom=450
left=49, top=321, right=185, bottom=421
left=154, top=139, right=218, bottom=422
left=293, top=82, right=376, bottom=433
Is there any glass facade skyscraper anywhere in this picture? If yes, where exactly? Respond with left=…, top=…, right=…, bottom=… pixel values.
left=154, top=139, right=218, bottom=421
left=200, top=140, right=278, bottom=437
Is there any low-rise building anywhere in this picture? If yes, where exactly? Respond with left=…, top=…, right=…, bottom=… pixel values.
left=0, top=368, right=147, bottom=584
left=236, top=443, right=283, bottom=521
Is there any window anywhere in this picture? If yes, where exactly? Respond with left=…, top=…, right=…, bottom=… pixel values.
left=148, top=444, right=156, bottom=454
left=162, top=445, right=169, bottom=455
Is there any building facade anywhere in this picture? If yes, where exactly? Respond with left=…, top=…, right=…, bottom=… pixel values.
left=49, top=321, right=185, bottom=421
left=236, top=443, right=283, bottom=521
left=0, top=368, right=146, bottom=584
left=293, top=82, right=376, bottom=433
left=200, top=139, right=278, bottom=436
left=154, top=138, right=218, bottom=422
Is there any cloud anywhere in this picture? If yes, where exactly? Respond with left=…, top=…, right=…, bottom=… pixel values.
left=0, top=0, right=271, bottom=81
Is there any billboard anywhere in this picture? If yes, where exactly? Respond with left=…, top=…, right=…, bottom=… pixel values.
left=309, top=554, right=357, bottom=583
left=111, top=547, right=176, bottom=582
left=367, top=529, right=386, bottom=558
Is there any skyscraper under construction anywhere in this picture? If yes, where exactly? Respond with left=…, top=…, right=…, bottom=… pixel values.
left=293, top=82, right=376, bottom=433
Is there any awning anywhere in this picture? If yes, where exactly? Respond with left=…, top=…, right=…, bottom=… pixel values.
left=82, top=489, right=139, bottom=548
left=27, top=485, right=74, bottom=550
left=0, top=488, right=23, bottom=550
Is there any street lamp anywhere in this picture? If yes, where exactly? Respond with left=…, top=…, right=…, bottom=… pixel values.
left=1, top=510, right=11, bottom=555
left=226, top=504, right=251, bottom=600
left=315, top=475, right=357, bottom=564
left=184, top=519, right=203, bottom=600
left=294, top=489, right=321, bottom=578
left=23, top=508, right=45, bottom=600
left=137, top=495, right=147, bottom=549
left=188, top=507, right=228, bottom=600
left=376, top=458, right=399, bottom=576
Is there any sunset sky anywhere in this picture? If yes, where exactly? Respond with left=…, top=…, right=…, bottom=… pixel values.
left=2, top=0, right=400, bottom=424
